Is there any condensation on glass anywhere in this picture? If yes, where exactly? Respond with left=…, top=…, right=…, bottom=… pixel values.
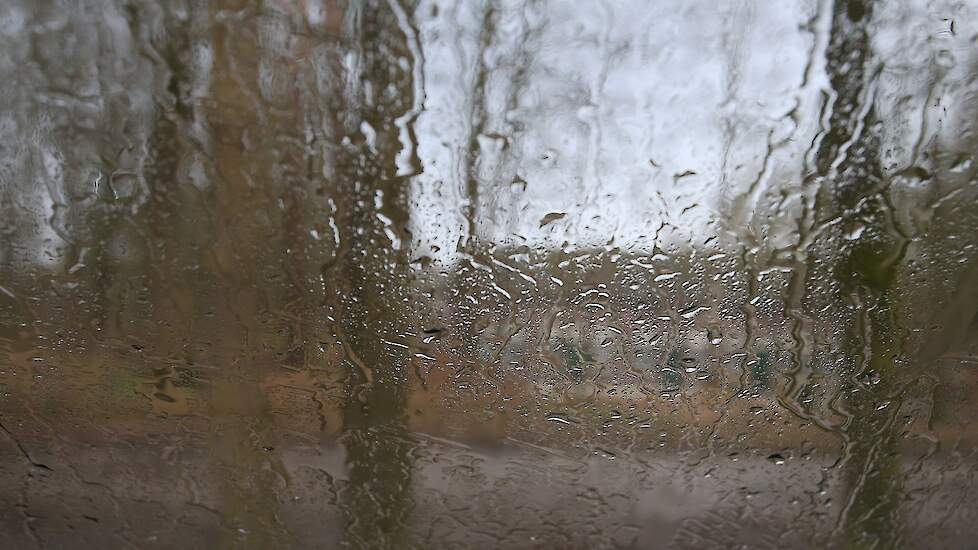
left=0, top=0, right=977, bottom=548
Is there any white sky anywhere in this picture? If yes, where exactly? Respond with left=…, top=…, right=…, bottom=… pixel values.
left=406, top=0, right=973, bottom=262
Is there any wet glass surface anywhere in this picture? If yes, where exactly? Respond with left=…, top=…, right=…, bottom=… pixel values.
left=2, top=0, right=978, bottom=548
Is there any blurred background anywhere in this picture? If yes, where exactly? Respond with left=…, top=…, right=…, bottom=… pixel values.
left=1, top=0, right=978, bottom=548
